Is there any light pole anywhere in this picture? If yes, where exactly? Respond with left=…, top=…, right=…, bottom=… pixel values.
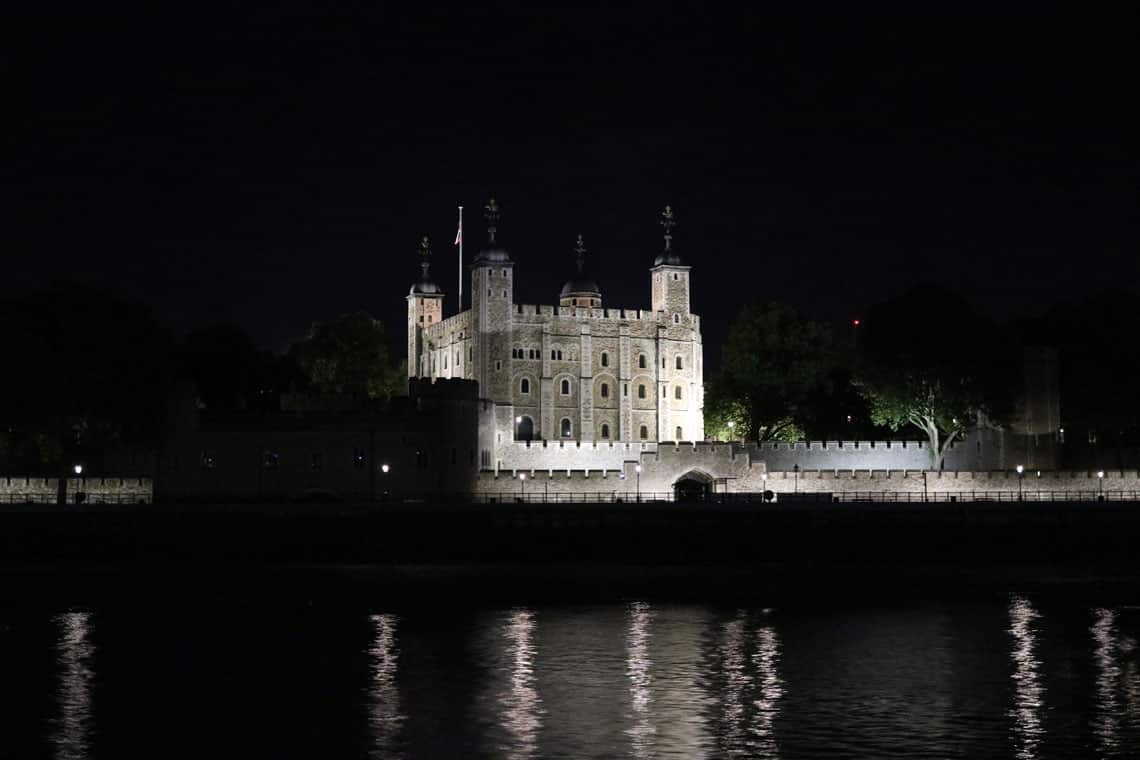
left=635, top=464, right=642, bottom=503
left=761, top=472, right=768, bottom=502
left=72, top=464, right=84, bottom=505
left=1016, top=465, right=1024, bottom=501
left=1098, top=470, right=1105, bottom=499
left=379, top=463, right=390, bottom=502
left=727, top=420, right=735, bottom=442
left=793, top=464, right=799, bottom=494
left=519, top=472, right=526, bottom=500
left=923, top=469, right=928, bottom=502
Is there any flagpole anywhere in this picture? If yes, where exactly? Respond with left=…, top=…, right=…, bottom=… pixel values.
left=457, top=205, right=463, bottom=313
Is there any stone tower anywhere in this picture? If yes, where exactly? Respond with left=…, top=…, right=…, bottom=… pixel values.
left=407, top=235, right=444, bottom=378
left=469, top=198, right=514, bottom=402
left=650, top=206, right=702, bottom=442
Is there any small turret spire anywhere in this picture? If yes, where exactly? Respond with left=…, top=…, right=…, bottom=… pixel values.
left=574, top=234, right=586, bottom=275
left=484, top=197, right=500, bottom=244
left=659, top=205, right=676, bottom=252
left=418, top=234, right=432, bottom=280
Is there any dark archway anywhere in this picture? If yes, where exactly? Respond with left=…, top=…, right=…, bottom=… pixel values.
left=516, top=416, right=534, bottom=441
left=673, top=470, right=713, bottom=502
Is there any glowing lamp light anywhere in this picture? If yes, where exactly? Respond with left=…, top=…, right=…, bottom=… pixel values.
left=1016, top=465, right=1024, bottom=474
left=381, top=464, right=390, bottom=474
left=761, top=472, right=768, bottom=481
left=518, top=473, right=526, bottom=481
left=73, top=464, right=83, bottom=475
left=635, top=464, right=642, bottom=474
left=1098, top=471, right=1105, bottom=479
left=515, top=416, right=522, bottom=423
left=852, top=319, right=860, bottom=326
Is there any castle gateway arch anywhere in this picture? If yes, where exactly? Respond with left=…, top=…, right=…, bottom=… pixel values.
left=673, top=469, right=714, bottom=501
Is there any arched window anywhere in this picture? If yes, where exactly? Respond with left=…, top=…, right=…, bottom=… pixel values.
left=561, top=379, right=570, bottom=395
left=676, top=426, right=683, bottom=440
left=639, top=425, right=648, bottom=440
left=675, top=355, right=683, bottom=370
left=674, top=386, right=683, bottom=400
left=638, top=354, right=647, bottom=369
left=638, top=384, right=646, bottom=399
left=601, top=352, right=609, bottom=367
left=520, top=378, right=530, bottom=394
left=601, top=423, right=610, bottom=439
left=673, top=314, right=680, bottom=324
left=516, top=416, right=534, bottom=441
left=561, top=418, right=572, bottom=438
left=600, top=383, right=609, bottom=398
left=662, top=385, right=667, bottom=398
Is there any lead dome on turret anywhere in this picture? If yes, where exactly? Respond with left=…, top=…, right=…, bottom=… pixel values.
left=559, top=234, right=602, bottom=307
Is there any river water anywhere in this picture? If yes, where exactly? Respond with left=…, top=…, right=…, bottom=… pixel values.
left=3, top=596, right=1140, bottom=758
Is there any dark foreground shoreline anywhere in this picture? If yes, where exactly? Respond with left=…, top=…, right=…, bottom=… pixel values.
left=4, top=500, right=1140, bottom=606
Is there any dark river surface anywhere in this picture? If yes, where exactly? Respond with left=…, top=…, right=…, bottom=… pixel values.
left=4, top=592, right=1140, bottom=758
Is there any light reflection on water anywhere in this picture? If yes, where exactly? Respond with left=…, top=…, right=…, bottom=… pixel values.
left=52, top=611, right=95, bottom=760
left=6, top=600, right=1140, bottom=758
left=751, top=621, right=783, bottom=758
left=367, top=613, right=404, bottom=759
left=498, top=608, right=543, bottom=760
left=714, top=610, right=783, bottom=759
left=1008, top=596, right=1045, bottom=760
left=626, top=601, right=655, bottom=758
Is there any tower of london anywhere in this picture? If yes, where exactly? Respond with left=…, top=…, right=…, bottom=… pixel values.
left=408, top=201, right=704, bottom=473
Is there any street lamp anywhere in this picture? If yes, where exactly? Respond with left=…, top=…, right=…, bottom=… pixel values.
left=1016, top=465, right=1024, bottom=501
left=635, top=464, right=642, bottom=502
left=761, top=472, right=769, bottom=502
left=1098, top=470, right=1105, bottom=499
left=727, top=420, right=735, bottom=442
left=519, top=472, right=526, bottom=499
left=793, top=464, right=799, bottom=494
left=381, top=463, right=390, bottom=474
left=73, top=464, right=83, bottom=476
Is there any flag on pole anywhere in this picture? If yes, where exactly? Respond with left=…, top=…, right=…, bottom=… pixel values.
left=454, top=219, right=462, bottom=246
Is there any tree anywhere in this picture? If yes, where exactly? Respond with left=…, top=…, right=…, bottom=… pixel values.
left=288, top=311, right=403, bottom=402
left=706, top=301, right=839, bottom=443
left=853, top=285, right=1014, bottom=469
left=1027, top=289, right=1140, bottom=467
left=0, top=283, right=175, bottom=472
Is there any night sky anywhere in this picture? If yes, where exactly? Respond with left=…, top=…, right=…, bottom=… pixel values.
left=8, top=5, right=1136, bottom=364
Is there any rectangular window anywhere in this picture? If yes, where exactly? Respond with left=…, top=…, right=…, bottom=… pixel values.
left=624, top=383, right=629, bottom=397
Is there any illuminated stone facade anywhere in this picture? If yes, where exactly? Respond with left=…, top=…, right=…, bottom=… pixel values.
left=408, top=205, right=704, bottom=472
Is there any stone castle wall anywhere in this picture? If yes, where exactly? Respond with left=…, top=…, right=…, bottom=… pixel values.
left=0, top=477, right=153, bottom=504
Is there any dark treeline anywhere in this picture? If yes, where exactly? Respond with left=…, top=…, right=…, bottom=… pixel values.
left=705, top=285, right=1140, bottom=469
left=2, top=283, right=1139, bottom=473
left=0, top=284, right=402, bottom=475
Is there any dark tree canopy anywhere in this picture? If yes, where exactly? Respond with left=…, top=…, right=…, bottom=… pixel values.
left=1027, top=289, right=1140, bottom=465
left=179, top=324, right=301, bottom=412
left=287, top=311, right=403, bottom=402
left=854, top=285, right=1014, bottom=468
left=706, top=301, right=843, bottom=442
left=0, top=283, right=174, bottom=471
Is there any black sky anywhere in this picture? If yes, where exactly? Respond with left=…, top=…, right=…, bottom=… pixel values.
left=6, top=5, right=1137, bottom=364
